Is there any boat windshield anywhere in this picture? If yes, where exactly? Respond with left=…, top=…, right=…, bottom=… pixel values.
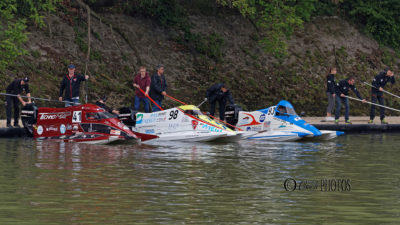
left=276, top=105, right=297, bottom=116
left=184, top=109, right=203, bottom=117
left=86, top=111, right=117, bottom=120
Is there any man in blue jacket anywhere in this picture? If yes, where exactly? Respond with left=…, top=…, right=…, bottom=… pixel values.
left=149, top=64, right=167, bottom=112
left=335, top=77, right=366, bottom=124
left=206, top=83, right=235, bottom=120
left=369, top=68, right=395, bottom=124
left=59, top=64, right=89, bottom=107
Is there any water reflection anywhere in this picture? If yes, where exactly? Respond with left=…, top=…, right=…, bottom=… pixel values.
left=0, top=135, right=399, bottom=224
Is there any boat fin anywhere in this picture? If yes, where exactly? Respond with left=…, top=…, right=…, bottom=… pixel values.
left=132, top=131, right=159, bottom=142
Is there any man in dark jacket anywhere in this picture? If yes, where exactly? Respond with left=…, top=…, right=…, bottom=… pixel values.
left=335, top=77, right=366, bottom=124
left=149, top=65, right=167, bottom=112
left=369, top=68, right=395, bottom=124
left=5, top=77, right=31, bottom=128
left=95, top=96, right=119, bottom=115
left=59, top=64, right=89, bottom=107
left=206, top=83, right=235, bottom=120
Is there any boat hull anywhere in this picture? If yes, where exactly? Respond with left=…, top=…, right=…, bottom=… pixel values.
left=21, top=104, right=149, bottom=144
left=130, top=106, right=238, bottom=143
left=246, top=130, right=302, bottom=142
left=301, top=130, right=345, bottom=141
left=226, top=100, right=344, bottom=141
left=36, top=133, right=130, bottom=145
left=143, top=131, right=226, bottom=143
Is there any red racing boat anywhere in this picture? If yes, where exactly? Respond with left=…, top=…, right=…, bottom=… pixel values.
left=21, top=104, right=158, bottom=144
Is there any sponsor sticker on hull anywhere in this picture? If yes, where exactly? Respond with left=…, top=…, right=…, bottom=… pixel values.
left=37, top=125, right=43, bottom=135
left=60, top=124, right=66, bottom=134
left=46, top=126, right=58, bottom=132
left=259, top=114, right=266, bottom=122
left=263, top=121, right=271, bottom=129
left=239, top=113, right=261, bottom=126
left=168, top=123, right=179, bottom=131
left=136, top=114, right=143, bottom=124
left=201, top=124, right=222, bottom=132
left=145, top=129, right=155, bottom=134
left=39, top=112, right=71, bottom=120
left=192, top=120, right=198, bottom=130
left=72, top=111, right=82, bottom=123
left=110, top=130, right=121, bottom=135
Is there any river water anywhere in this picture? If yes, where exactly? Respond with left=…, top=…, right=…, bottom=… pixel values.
left=0, top=134, right=399, bottom=224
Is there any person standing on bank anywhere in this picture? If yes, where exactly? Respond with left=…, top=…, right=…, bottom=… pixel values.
left=205, top=83, right=235, bottom=121
left=335, top=77, right=366, bottom=124
left=59, top=64, right=89, bottom=107
left=133, top=66, right=151, bottom=112
left=369, top=68, right=395, bottom=124
left=149, top=64, right=167, bottom=112
left=325, top=67, right=336, bottom=121
left=5, top=77, right=31, bottom=128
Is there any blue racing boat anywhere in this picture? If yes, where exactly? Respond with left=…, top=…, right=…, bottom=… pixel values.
left=225, top=100, right=344, bottom=141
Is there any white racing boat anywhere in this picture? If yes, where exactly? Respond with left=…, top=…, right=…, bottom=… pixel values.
left=119, top=105, right=239, bottom=143
left=225, top=100, right=344, bottom=141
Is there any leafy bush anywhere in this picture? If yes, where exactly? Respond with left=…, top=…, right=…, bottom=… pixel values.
left=216, top=0, right=400, bottom=55
left=0, top=0, right=60, bottom=71
left=341, top=0, right=400, bottom=50
left=217, top=0, right=312, bottom=58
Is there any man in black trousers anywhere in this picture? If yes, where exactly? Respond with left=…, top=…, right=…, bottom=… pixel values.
left=5, top=77, right=31, bottom=128
left=369, top=68, right=395, bottom=124
left=335, top=77, right=366, bottom=124
left=149, top=64, right=167, bottom=112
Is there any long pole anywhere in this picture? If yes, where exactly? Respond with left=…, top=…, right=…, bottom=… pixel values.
left=205, top=112, right=243, bottom=131
left=84, top=4, right=91, bottom=104
left=363, top=82, right=400, bottom=99
left=164, top=94, right=243, bottom=131
left=137, top=88, right=163, bottom=111
left=197, top=98, right=207, bottom=108
left=345, top=95, right=400, bottom=112
left=0, top=93, right=74, bottom=104
left=165, top=94, right=187, bottom=105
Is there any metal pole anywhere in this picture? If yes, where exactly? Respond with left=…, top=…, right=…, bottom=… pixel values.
left=197, top=98, right=207, bottom=108
left=345, top=95, right=400, bottom=113
left=363, top=82, right=400, bottom=99
left=0, top=93, right=74, bottom=104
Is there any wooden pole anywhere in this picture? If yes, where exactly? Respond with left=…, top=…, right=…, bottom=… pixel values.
left=84, top=4, right=91, bottom=103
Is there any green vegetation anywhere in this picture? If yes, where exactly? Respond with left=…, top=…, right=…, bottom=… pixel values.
left=1, top=0, right=400, bottom=117
left=123, top=0, right=225, bottom=61
left=0, top=0, right=60, bottom=71
left=217, top=0, right=400, bottom=56
left=342, top=0, right=400, bottom=51
left=2, top=0, right=399, bottom=70
left=217, top=0, right=317, bottom=57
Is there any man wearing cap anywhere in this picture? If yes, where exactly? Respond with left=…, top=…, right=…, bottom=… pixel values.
left=59, top=64, right=89, bottom=107
left=149, top=64, right=167, bottom=112
left=205, top=83, right=235, bottom=121
left=5, top=77, right=31, bottom=128
left=133, top=66, right=151, bottom=112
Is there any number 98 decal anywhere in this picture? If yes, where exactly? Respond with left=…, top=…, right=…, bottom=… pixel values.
left=169, top=110, right=179, bottom=120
